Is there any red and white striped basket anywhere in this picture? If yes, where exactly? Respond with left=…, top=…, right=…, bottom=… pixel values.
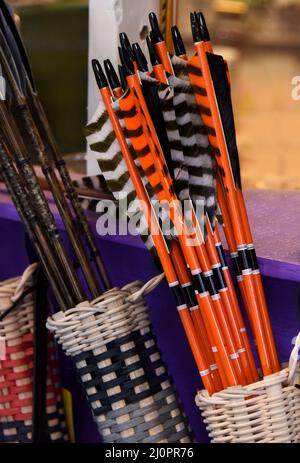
left=0, top=264, right=68, bottom=443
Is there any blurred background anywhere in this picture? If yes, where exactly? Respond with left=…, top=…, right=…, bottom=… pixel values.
left=10, top=0, right=300, bottom=189
left=11, top=0, right=88, bottom=157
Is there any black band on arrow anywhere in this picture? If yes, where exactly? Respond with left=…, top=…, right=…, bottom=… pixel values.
left=232, top=254, right=241, bottom=277
left=248, top=248, right=259, bottom=271
left=213, top=267, right=226, bottom=291
left=216, top=244, right=227, bottom=269
left=192, top=273, right=207, bottom=294
left=170, top=283, right=186, bottom=308
left=183, top=284, right=198, bottom=308
left=238, top=248, right=250, bottom=271
left=203, top=274, right=218, bottom=296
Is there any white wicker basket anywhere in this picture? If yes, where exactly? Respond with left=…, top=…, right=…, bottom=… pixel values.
left=196, top=334, right=300, bottom=443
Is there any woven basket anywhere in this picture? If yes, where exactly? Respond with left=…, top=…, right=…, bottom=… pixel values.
left=47, top=275, right=193, bottom=443
left=0, top=264, right=68, bottom=443
left=196, top=335, right=300, bottom=443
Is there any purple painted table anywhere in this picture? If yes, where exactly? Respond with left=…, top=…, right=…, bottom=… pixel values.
left=0, top=187, right=299, bottom=443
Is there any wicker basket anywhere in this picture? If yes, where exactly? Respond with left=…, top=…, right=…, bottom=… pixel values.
left=196, top=334, right=300, bottom=443
left=47, top=275, right=193, bottom=443
left=0, top=264, right=68, bottom=443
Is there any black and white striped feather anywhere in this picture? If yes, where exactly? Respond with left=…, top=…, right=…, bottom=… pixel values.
left=139, top=72, right=190, bottom=202
left=171, top=55, right=217, bottom=228
left=72, top=174, right=108, bottom=211
left=85, top=92, right=173, bottom=254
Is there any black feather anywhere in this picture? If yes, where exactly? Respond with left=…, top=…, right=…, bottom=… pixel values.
left=139, top=75, right=175, bottom=182
left=206, top=52, right=242, bottom=190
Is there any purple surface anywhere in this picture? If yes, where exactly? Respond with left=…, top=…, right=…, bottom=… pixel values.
left=236, top=190, right=300, bottom=281
left=244, top=190, right=300, bottom=265
left=0, top=188, right=299, bottom=443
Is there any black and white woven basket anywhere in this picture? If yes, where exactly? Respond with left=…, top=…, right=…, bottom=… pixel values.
left=47, top=275, right=193, bottom=443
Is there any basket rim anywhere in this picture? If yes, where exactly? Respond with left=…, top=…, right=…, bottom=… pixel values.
left=196, top=368, right=292, bottom=405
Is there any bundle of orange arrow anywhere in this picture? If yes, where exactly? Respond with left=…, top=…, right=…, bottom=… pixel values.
left=90, top=11, right=279, bottom=395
